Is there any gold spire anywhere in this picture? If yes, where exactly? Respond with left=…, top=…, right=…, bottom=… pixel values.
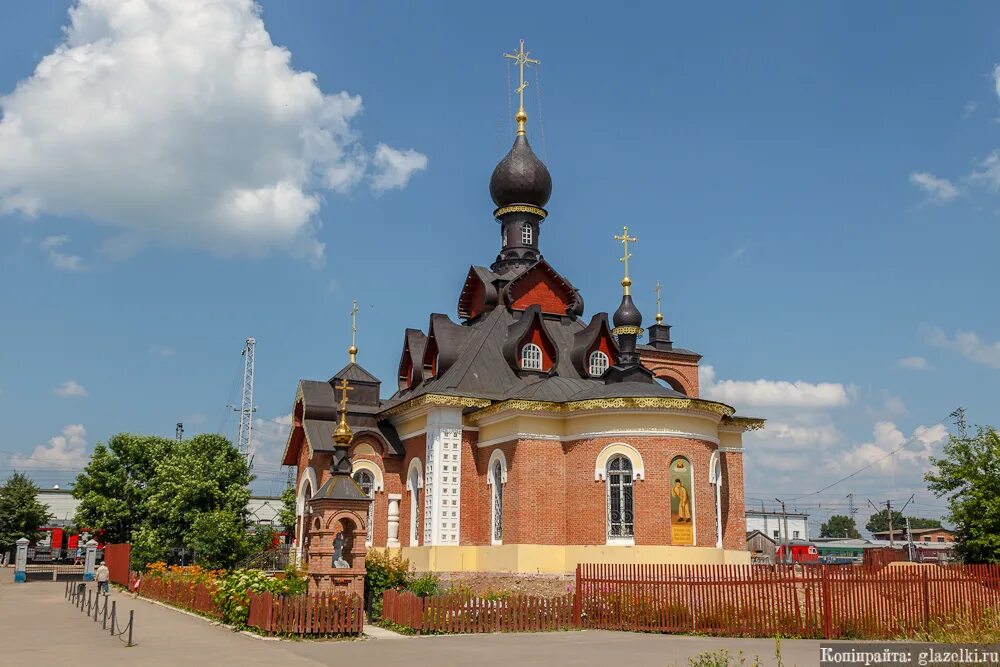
left=504, top=39, right=540, bottom=136
left=348, top=300, right=359, bottom=363
left=614, top=226, right=638, bottom=295
left=333, top=377, right=354, bottom=445
left=655, top=281, right=664, bottom=324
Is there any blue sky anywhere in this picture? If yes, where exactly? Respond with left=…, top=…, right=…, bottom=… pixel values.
left=1, top=1, right=998, bottom=532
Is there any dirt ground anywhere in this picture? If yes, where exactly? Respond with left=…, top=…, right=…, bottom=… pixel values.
left=437, top=572, right=575, bottom=597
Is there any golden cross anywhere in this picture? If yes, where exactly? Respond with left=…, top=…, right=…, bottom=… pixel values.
left=655, top=281, right=664, bottom=324
left=504, top=39, right=540, bottom=116
left=336, top=377, right=353, bottom=414
left=614, top=225, right=638, bottom=286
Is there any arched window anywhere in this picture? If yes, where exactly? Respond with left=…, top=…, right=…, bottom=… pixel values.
left=710, top=451, right=723, bottom=548
left=353, top=470, right=375, bottom=546
left=606, top=455, right=634, bottom=541
left=491, top=460, right=504, bottom=543
left=521, top=343, right=543, bottom=370
left=407, top=458, right=422, bottom=547
left=522, top=224, right=533, bottom=245
left=588, top=350, right=610, bottom=376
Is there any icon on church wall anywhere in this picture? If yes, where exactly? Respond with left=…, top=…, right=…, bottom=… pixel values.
left=670, top=457, right=694, bottom=545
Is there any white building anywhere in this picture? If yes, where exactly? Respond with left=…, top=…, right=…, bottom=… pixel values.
left=745, top=509, right=809, bottom=543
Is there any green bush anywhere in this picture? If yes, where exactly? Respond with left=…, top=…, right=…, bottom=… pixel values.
left=365, top=550, right=411, bottom=620
left=213, top=568, right=307, bottom=627
left=408, top=573, right=440, bottom=597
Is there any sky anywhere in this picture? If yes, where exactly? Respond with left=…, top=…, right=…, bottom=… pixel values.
left=1, top=1, right=999, bottom=535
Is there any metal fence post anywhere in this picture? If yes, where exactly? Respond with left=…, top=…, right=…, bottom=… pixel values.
left=103, top=596, right=109, bottom=629
left=109, top=600, right=116, bottom=636
left=127, top=610, right=134, bottom=647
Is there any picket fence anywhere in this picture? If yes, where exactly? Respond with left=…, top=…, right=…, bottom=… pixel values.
left=382, top=589, right=576, bottom=634
left=246, top=591, right=364, bottom=636
left=137, top=577, right=222, bottom=619
left=575, top=563, right=1000, bottom=639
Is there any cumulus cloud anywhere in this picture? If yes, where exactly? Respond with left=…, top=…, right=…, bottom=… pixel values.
left=909, top=172, right=959, bottom=203
left=0, top=0, right=426, bottom=261
left=700, top=365, right=851, bottom=409
left=371, top=144, right=429, bottom=192
left=249, top=414, right=293, bottom=470
left=925, top=326, right=1000, bottom=369
left=53, top=380, right=89, bottom=398
left=970, top=151, right=1000, bottom=192
left=837, top=421, right=948, bottom=475
left=38, top=235, right=86, bottom=271
left=748, top=422, right=841, bottom=450
left=897, top=356, right=931, bottom=371
left=11, top=424, right=88, bottom=469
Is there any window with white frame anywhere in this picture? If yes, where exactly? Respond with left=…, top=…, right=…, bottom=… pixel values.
left=491, top=460, right=504, bottom=543
left=606, top=455, right=634, bottom=541
left=408, top=468, right=420, bottom=546
left=521, top=224, right=533, bottom=245
left=588, top=350, right=610, bottom=376
left=352, top=470, right=375, bottom=545
left=521, top=343, right=543, bottom=370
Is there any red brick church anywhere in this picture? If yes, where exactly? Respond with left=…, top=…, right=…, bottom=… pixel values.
left=281, top=45, right=762, bottom=574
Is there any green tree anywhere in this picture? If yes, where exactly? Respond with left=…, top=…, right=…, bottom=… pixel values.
left=908, top=517, right=942, bottom=530
left=130, top=524, right=168, bottom=571
left=0, top=472, right=51, bottom=553
left=865, top=509, right=905, bottom=534
left=926, top=426, right=1000, bottom=563
left=73, top=433, right=175, bottom=543
left=144, top=433, right=252, bottom=548
left=184, top=510, right=255, bottom=570
left=820, top=514, right=859, bottom=539
left=279, top=486, right=297, bottom=534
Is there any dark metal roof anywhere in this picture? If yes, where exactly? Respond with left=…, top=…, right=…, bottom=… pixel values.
left=331, top=362, right=380, bottom=385
left=311, top=474, right=372, bottom=502
left=489, top=133, right=552, bottom=208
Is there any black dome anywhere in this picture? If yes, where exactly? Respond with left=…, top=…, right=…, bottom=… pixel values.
left=489, top=134, right=552, bottom=208
left=613, top=294, right=643, bottom=329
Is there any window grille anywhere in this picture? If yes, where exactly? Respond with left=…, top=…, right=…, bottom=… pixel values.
left=521, top=343, right=543, bottom=370
left=606, top=455, right=634, bottom=540
left=491, top=460, right=503, bottom=543
left=522, top=224, right=533, bottom=245
left=588, top=351, right=610, bottom=376
left=409, top=470, right=420, bottom=545
left=353, top=470, right=375, bottom=545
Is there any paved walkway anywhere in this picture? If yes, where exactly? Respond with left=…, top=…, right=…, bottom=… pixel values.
left=0, top=570, right=824, bottom=666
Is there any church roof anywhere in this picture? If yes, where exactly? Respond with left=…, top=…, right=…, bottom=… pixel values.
left=311, top=474, right=372, bottom=503
left=331, top=362, right=380, bottom=385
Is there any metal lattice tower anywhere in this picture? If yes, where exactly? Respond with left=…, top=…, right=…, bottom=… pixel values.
left=235, top=337, right=256, bottom=466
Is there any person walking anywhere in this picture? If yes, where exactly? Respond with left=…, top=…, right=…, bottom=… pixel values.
left=95, top=561, right=110, bottom=595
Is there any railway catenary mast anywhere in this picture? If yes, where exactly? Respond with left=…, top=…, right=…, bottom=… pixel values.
left=236, top=337, right=256, bottom=468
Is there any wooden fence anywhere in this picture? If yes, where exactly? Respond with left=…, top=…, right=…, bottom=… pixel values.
left=575, top=563, right=1000, bottom=639
left=102, top=543, right=131, bottom=586
left=382, top=589, right=576, bottom=634
left=137, top=577, right=222, bottom=619
left=247, top=591, right=364, bottom=636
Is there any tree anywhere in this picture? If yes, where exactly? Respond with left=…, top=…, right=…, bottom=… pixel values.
left=73, top=433, right=175, bottom=543
left=908, top=517, right=942, bottom=530
left=279, top=486, right=297, bottom=535
left=0, top=472, right=51, bottom=553
left=184, top=510, right=256, bottom=570
left=926, top=426, right=1000, bottom=563
left=865, top=509, right=905, bottom=534
left=820, top=515, right=859, bottom=539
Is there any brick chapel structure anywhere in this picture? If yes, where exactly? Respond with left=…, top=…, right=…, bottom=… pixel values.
left=282, top=51, right=763, bottom=574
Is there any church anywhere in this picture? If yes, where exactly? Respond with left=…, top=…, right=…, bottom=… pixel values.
left=281, top=42, right=763, bottom=575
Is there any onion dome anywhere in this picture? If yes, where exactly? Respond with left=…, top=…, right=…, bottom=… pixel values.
left=613, top=291, right=643, bottom=331
left=489, top=113, right=552, bottom=210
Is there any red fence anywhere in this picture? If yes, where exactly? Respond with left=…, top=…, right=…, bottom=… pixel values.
left=382, top=589, right=576, bottom=634
left=247, top=591, right=364, bottom=636
left=103, top=543, right=131, bottom=586
left=575, top=563, right=1000, bottom=639
left=138, top=577, right=222, bottom=619
left=863, top=548, right=907, bottom=568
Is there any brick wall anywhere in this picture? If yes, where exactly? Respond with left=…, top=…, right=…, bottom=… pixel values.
left=639, top=351, right=700, bottom=397
left=720, top=450, right=746, bottom=550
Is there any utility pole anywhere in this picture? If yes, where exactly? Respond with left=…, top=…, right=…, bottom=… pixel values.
left=905, top=517, right=914, bottom=562
left=233, top=337, right=257, bottom=467
left=887, top=499, right=894, bottom=548
left=950, top=407, right=968, bottom=438
left=847, top=493, right=858, bottom=537
left=775, top=498, right=790, bottom=564
left=175, top=422, right=184, bottom=442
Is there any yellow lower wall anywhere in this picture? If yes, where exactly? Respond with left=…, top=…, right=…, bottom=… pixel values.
left=378, top=544, right=749, bottom=574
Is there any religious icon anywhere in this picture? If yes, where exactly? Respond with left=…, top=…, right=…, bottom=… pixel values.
left=670, top=457, right=694, bottom=545
left=332, top=531, right=349, bottom=569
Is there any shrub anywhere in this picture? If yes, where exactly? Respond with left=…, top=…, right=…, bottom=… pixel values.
left=365, top=550, right=411, bottom=619
left=213, top=568, right=307, bottom=628
left=408, top=573, right=440, bottom=597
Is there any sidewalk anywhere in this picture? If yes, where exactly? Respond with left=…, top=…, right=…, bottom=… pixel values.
left=0, top=572, right=824, bottom=666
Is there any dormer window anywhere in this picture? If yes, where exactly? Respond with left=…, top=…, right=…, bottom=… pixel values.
left=521, top=343, right=543, bottom=370
left=521, top=224, right=533, bottom=245
left=588, top=351, right=610, bottom=376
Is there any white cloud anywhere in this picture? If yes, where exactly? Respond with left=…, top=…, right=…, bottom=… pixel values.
left=897, top=356, right=931, bottom=371
left=963, top=100, right=977, bottom=118
left=700, top=365, right=851, bottom=409
left=970, top=151, right=1000, bottom=192
left=748, top=422, right=841, bottom=449
left=838, top=421, right=948, bottom=475
left=38, top=235, right=86, bottom=271
left=53, top=380, right=89, bottom=398
left=11, top=424, right=88, bottom=469
left=0, top=0, right=426, bottom=261
left=371, top=144, right=429, bottom=192
left=249, top=413, right=293, bottom=470
left=925, top=326, right=1000, bottom=369
left=909, top=172, right=959, bottom=203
